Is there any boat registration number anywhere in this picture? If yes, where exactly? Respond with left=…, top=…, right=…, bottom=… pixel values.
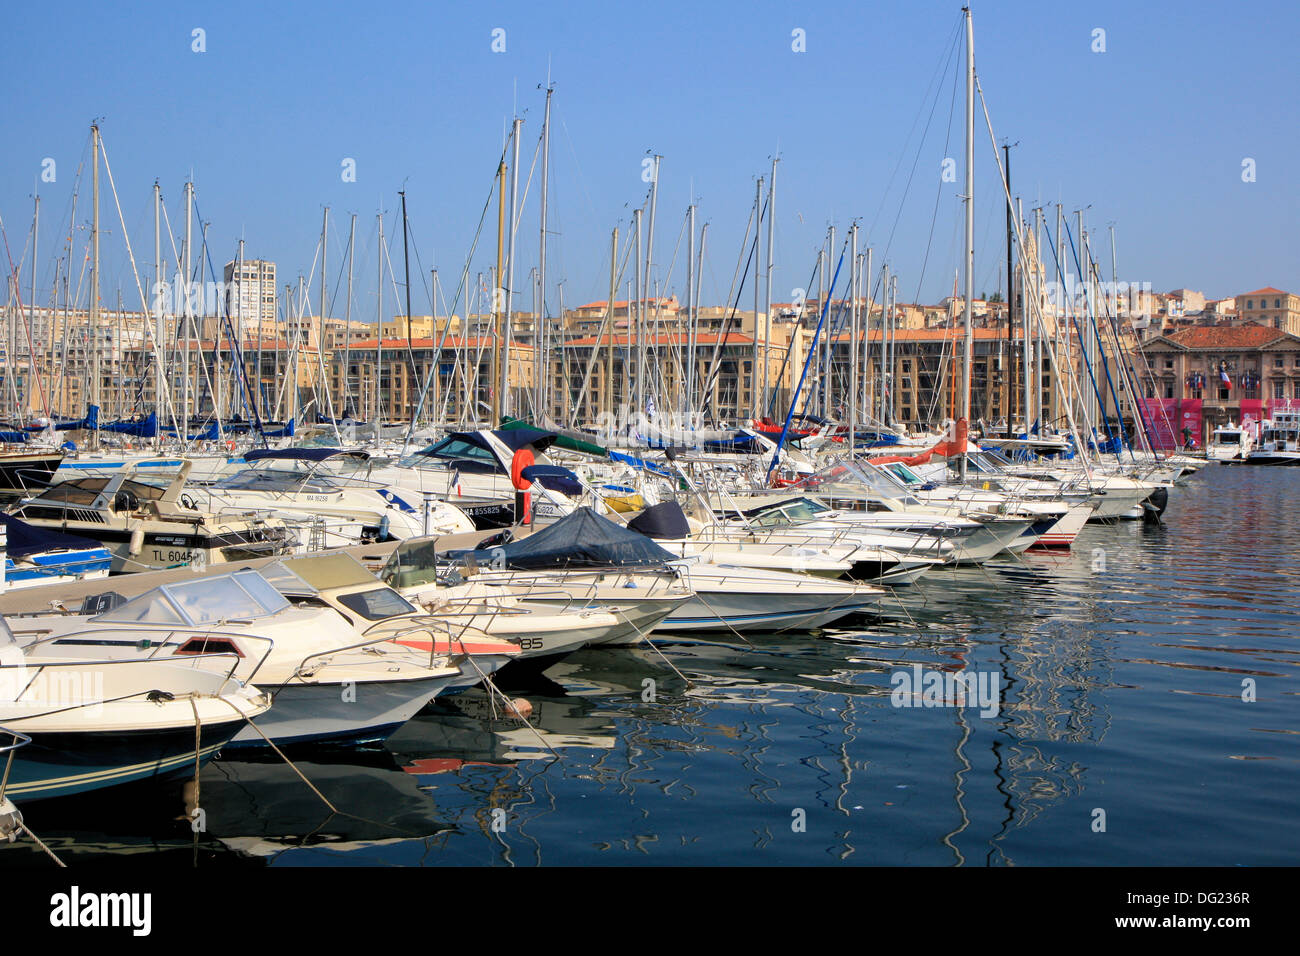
left=153, top=549, right=201, bottom=564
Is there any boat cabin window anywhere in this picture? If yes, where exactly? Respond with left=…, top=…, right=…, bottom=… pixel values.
left=336, top=587, right=419, bottom=621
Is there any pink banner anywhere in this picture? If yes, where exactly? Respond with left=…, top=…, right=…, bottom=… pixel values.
left=1240, top=398, right=1264, bottom=425
left=1240, top=398, right=1265, bottom=437
left=1178, top=398, right=1203, bottom=449
left=1137, top=398, right=1178, bottom=450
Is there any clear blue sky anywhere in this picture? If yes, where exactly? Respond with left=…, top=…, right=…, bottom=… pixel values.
left=2, top=0, right=1296, bottom=323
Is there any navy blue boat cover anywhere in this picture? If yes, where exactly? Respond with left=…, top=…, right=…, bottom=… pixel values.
left=0, top=512, right=105, bottom=559
left=625, top=500, right=691, bottom=539
left=444, top=506, right=675, bottom=570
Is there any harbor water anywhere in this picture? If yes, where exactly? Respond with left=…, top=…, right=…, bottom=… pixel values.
left=3, top=463, right=1295, bottom=867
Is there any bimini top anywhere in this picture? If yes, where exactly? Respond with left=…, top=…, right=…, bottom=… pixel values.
left=94, top=570, right=290, bottom=626
left=443, top=506, right=675, bottom=571
left=244, top=447, right=371, bottom=463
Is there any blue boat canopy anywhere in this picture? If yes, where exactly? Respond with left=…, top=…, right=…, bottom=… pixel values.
left=519, top=464, right=584, bottom=496
left=244, top=447, right=371, bottom=463
left=0, top=513, right=105, bottom=560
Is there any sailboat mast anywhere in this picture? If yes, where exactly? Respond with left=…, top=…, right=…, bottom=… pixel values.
left=90, top=124, right=101, bottom=448
left=960, top=6, right=974, bottom=480
left=153, top=180, right=163, bottom=450
left=376, top=212, right=384, bottom=433
left=686, top=203, right=695, bottom=421
left=537, top=85, right=552, bottom=420
left=849, top=223, right=858, bottom=452
left=344, top=213, right=355, bottom=419
left=1004, top=141, right=1014, bottom=438
left=644, top=157, right=660, bottom=426
left=401, top=192, right=415, bottom=429
left=751, top=176, right=762, bottom=420
left=492, top=159, right=505, bottom=427
left=505, top=117, right=521, bottom=421
left=29, top=192, right=39, bottom=421
left=318, top=206, right=329, bottom=434
left=183, top=182, right=192, bottom=442
left=633, top=207, right=643, bottom=423
left=764, top=158, right=777, bottom=414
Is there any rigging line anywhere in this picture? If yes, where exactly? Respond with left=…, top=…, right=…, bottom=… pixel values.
left=912, top=28, right=963, bottom=311
left=97, top=140, right=186, bottom=440
left=700, top=191, right=768, bottom=423
left=867, top=16, right=963, bottom=241
left=766, top=252, right=823, bottom=419
left=0, top=213, right=52, bottom=419
left=875, top=22, right=963, bottom=284
left=408, top=138, right=514, bottom=440
left=566, top=226, right=637, bottom=429
left=193, top=199, right=266, bottom=442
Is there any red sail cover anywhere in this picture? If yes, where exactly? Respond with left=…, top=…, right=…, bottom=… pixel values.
left=1136, top=398, right=1178, bottom=450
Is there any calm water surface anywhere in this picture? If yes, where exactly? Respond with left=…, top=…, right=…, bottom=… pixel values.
left=5, top=464, right=1297, bottom=866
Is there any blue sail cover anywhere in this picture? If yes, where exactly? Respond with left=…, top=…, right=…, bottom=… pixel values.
left=100, top=411, right=158, bottom=437
left=0, top=430, right=27, bottom=443
left=443, top=507, right=675, bottom=570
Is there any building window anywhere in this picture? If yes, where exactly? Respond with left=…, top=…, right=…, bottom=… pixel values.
left=1276, top=299, right=1282, bottom=308
left=1247, top=300, right=1254, bottom=309
left=1218, top=388, right=1229, bottom=400
left=1276, top=356, right=1285, bottom=367
left=1165, top=359, right=1174, bottom=369
left=1274, top=381, right=1285, bottom=399
left=1165, top=385, right=1174, bottom=399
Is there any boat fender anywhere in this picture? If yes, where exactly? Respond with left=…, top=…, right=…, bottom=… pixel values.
left=0, top=796, right=23, bottom=843
left=505, top=698, right=533, bottom=719
left=511, top=449, right=535, bottom=490
left=129, top=523, right=145, bottom=556
left=379, top=514, right=391, bottom=539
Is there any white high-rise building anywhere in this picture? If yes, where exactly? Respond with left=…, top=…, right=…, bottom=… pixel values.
left=222, top=258, right=277, bottom=337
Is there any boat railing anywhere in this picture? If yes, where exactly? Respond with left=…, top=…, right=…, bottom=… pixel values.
left=12, top=625, right=273, bottom=687
left=291, top=617, right=470, bottom=673
left=365, top=615, right=501, bottom=666
left=0, top=650, right=251, bottom=713
left=438, top=587, right=588, bottom=618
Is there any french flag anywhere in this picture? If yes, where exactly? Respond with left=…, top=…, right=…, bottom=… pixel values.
left=1220, top=368, right=1232, bottom=390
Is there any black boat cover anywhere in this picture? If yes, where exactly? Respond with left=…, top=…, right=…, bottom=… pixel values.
left=443, top=506, right=675, bottom=570
left=625, top=500, right=691, bottom=539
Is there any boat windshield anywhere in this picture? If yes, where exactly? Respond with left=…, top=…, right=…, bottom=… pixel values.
left=96, top=570, right=290, bottom=626
left=381, top=539, right=440, bottom=590
left=882, top=462, right=924, bottom=485
left=211, top=462, right=346, bottom=493
left=401, top=436, right=504, bottom=474
left=791, top=461, right=911, bottom=501
left=336, top=587, right=419, bottom=621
